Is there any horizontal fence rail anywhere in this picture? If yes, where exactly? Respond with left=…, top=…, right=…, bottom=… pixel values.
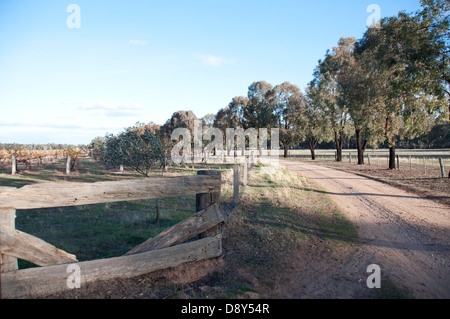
left=0, top=175, right=221, bottom=210
left=1, top=235, right=222, bottom=299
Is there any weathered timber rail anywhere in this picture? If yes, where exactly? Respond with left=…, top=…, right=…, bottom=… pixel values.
left=0, top=175, right=221, bottom=210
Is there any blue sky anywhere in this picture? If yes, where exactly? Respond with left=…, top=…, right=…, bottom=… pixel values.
left=0, top=0, right=422, bottom=145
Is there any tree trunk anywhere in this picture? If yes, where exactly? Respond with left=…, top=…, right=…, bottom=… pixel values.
left=283, top=142, right=288, bottom=158
left=309, top=137, right=317, bottom=160
left=355, top=129, right=367, bottom=165
left=335, top=131, right=344, bottom=162
left=389, top=145, right=396, bottom=170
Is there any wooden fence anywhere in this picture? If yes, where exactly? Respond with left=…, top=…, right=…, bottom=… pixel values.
left=0, top=171, right=223, bottom=298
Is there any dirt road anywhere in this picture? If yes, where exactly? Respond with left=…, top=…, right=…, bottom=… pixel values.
left=280, top=159, right=450, bottom=299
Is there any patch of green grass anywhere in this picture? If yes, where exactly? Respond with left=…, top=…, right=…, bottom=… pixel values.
left=318, top=210, right=360, bottom=244
left=375, top=279, right=414, bottom=299
left=15, top=196, right=196, bottom=268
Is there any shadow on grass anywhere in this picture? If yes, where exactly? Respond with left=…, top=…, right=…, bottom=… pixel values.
left=247, top=199, right=359, bottom=245
left=0, top=176, right=38, bottom=188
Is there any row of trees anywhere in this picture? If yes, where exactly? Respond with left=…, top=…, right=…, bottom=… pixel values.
left=213, top=0, right=449, bottom=169
left=91, top=0, right=448, bottom=172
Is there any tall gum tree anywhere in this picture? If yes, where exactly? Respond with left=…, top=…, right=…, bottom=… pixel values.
left=355, top=5, right=448, bottom=169
left=304, top=81, right=332, bottom=160
left=268, top=82, right=306, bottom=158
left=314, top=40, right=352, bottom=162
left=338, top=37, right=389, bottom=164
left=214, top=96, right=247, bottom=155
left=243, top=81, right=276, bottom=130
left=332, top=37, right=372, bottom=165
left=242, top=81, right=278, bottom=153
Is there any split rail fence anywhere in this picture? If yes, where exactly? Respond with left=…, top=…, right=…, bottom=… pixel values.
left=0, top=171, right=223, bottom=298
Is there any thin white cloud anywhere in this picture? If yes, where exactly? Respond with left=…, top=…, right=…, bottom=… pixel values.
left=197, top=54, right=234, bottom=67
left=129, top=39, right=148, bottom=46
left=0, top=120, right=114, bottom=131
left=76, top=101, right=143, bottom=117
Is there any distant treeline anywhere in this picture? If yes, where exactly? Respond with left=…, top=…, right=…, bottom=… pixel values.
left=297, top=122, right=450, bottom=150
left=90, top=0, right=448, bottom=172
left=0, top=143, right=87, bottom=151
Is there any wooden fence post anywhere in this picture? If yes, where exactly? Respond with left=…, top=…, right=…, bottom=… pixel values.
left=233, top=165, right=239, bottom=204
left=11, top=155, right=16, bottom=175
left=0, top=207, right=18, bottom=273
left=243, top=159, right=248, bottom=187
left=164, top=152, right=168, bottom=172
left=439, top=158, right=445, bottom=178
left=396, top=155, right=400, bottom=170
left=423, top=157, right=427, bottom=175
left=196, top=170, right=221, bottom=213
left=66, top=154, right=71, bottom=175
left=195, top=170, right=222, bottom=237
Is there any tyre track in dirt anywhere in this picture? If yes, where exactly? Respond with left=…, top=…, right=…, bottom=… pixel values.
left=280, top=159, right=450, bottom=299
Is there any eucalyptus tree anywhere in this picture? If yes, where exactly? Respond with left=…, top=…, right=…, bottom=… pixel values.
left=268, top=82, right=306, bottom=158
left=201, top=113, right=216, bottom=129
left=304, top=81, right=332, bottom=160
left=355, top=5, right=448, bottom=169
left=399, top=0, right=449, bottom=119
left=214, top=96, right=246, bottom=131
left=242, top=81, right=277, bottom=130
left=159, top=110, right=198, bottom=150
left=214, top=97, right=247, bottom=156
left=333, top=37, right=389, bottom=164
left=314, top=39, right=353, bottom=162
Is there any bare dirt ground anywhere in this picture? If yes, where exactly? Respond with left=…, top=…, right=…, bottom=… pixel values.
left=302, top=158, right=450, bottom=207
left=279, top=159, right=450, bottom=299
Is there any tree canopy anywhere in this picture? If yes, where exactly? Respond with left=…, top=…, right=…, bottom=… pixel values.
left=89, top=0, right=449, bottom=168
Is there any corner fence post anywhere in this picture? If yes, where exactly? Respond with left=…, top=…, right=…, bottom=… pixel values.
left=196, top=170, right=221, bottom=212
left=196, top=170, right=222, bottom=238
left=0, top=207, right=18, bottom=273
